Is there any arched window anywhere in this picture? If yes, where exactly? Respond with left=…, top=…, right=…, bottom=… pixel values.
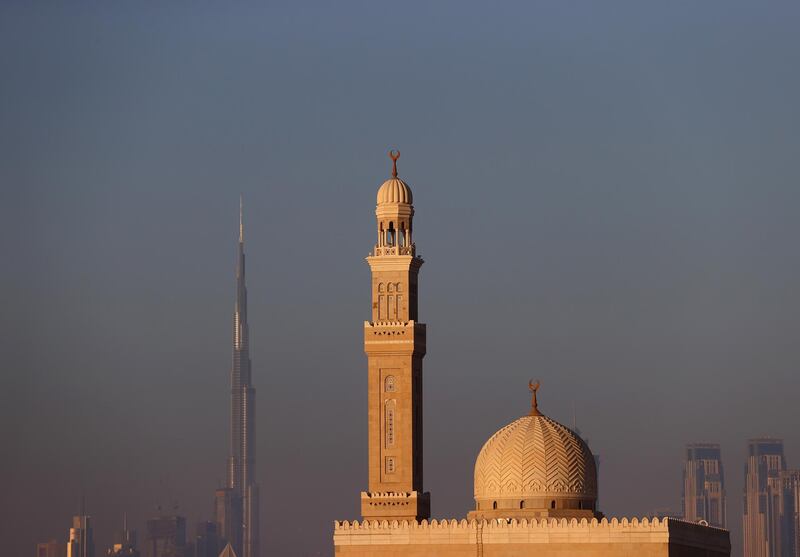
left=492, top=501, right=497, bottom=510
left=387, top=283, right=394, bottom=292
left=550, top=500, right=556, bottom=509
left=385, top=376, right=396, bottom=392
left=387, top=222, right=395, bottom=246
left=378, top=283, right=384, bottom=293
left=520, top=501, right=525, bottom=509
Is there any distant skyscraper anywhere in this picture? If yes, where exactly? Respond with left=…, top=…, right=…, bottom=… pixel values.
left=683, top=443, right=726, bottom=527
left=783, top=470, right=800, bottom=557
left=68, top=514, right=95, bottom=557
left=213, top=488, right=234, bottom=550
left=145, top=516, right=186, bottom=557
left=36, top=540, right=64, bottom=557
left=192, top=522, right=219, bottom=557
left=219, top=198, right=259, bottom=557
left=107, top=514, right=139, bottom=557
left=743, top=438, right=786, bottom=557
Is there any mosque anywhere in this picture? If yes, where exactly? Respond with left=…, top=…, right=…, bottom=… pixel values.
left=332, top=152, right=731, bottom=556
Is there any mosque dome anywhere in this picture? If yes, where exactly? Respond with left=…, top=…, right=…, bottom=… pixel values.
left=470, top=382, right=599, bottom=520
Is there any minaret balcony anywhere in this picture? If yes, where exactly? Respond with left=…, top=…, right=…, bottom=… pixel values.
left=371, top=244, right=416, bottom=257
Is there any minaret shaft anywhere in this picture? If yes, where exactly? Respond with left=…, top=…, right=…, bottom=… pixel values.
left=361, top=155, right=430, bottom=522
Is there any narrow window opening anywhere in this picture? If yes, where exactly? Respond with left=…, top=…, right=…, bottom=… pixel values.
left=387, top=222, right=395, bottom=246
left=492, top=501, right=497, bottom=510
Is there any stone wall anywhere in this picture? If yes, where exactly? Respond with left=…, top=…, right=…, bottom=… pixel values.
left=333, top=516, right=730, bottom=557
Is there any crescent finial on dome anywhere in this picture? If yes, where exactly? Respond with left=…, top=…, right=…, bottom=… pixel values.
left=389, top=149, right=400, bottom=178
left=529, top=379, right=542, bottom=416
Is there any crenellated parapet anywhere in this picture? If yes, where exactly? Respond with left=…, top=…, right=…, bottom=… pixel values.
left=363, top=321, right=426, bottom=355
left=334, top=516, right=730, bottom=555
left=335, top=516, right=727, bottom=532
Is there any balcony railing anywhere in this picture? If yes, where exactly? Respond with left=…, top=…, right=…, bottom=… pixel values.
left=371, top=245, right=416, bottom=257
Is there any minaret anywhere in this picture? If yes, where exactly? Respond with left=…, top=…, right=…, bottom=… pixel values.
left=361, top=151, right=430, bottom=521
left=226, top=196, right=260, bottom=557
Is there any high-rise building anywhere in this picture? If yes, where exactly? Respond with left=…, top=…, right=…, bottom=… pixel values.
left=107, top=514, right=139, bottom=557
left=145, top=515, right=186, bottom=557
left=220, top=198, right=260, bottom=557
left=68, top=514, right=95, bottom=557
left=782, top=470, right=800, bottom=557
left=360, top=150, right=430, bottom=522
left=213, top=488, right=235, bottom=550
left=36, top=540, right=64, bottom=557
left=192, top=522, right=219, bottom=557
left=683, top=443, right=726, bottom=527
left=743, top=438, right=786, bottom=557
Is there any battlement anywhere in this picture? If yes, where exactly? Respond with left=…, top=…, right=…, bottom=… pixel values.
left=363, top=321, right=426, bottom=355
left=334, top=516, right=730, bottom=554
left=362, top=491, right=418, bottom=499
left=335, top=516, right=726, bottom=532
left=360, top=491, right=431, bottom=522
left=364, top=320, right=416, bottom=328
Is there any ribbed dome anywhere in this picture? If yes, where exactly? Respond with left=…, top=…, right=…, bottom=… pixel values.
left=474, top=414, right=597, bottom=501
left=377, top=178, right=413, bottom=205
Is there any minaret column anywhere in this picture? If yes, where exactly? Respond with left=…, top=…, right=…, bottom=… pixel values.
left=361, top=151, right=430, bottom=522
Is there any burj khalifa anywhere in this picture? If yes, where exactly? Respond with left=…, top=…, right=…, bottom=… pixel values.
left=216, top=198, right=260, bottom=557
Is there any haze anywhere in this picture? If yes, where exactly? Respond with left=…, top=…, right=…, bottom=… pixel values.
left=1, top=2, right=799, bottom=556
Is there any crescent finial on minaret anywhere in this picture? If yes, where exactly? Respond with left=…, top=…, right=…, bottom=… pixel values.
left=529, top=379, right=542, bottom=416
left=389, top=149, right=400, bottom=178
left=239, top=194, right=244, bottom=243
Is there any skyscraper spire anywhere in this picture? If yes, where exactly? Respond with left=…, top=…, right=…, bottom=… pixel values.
left=222, top=198, right=260, bottom=557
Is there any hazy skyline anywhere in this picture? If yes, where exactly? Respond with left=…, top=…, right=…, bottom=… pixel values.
left=2, top=2, right=799, bottom=556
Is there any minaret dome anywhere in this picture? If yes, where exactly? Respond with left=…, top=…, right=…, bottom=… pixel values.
left=374, top=150, right=415, bottom=256
left=377, top=177, right=413, bottom=205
